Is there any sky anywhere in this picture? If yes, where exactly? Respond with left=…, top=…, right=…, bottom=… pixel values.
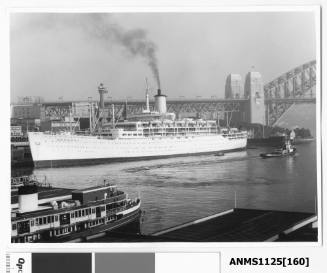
left=10, top=12, right=316, bottom=102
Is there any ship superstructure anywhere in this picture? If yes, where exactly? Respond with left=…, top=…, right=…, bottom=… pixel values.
left=28, top=85, right=247, bottom=167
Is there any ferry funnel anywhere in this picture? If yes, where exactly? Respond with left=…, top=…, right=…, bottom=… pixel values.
left=18, top=184, right=38, bottom=213
left=154, top=89, right=167, bottom=114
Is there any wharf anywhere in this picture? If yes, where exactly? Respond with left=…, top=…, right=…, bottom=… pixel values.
left=151, top=208, right=317, bottom=242
left=90, top=208, right=317, bottom=242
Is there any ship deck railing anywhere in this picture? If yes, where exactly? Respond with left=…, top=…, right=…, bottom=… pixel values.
left=38, top=127, right=247, bottom=140
left=12, top=192, right=127, bottom=220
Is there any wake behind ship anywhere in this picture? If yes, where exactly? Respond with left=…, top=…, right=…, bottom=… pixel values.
left=28, top=86, right=247, bottom=168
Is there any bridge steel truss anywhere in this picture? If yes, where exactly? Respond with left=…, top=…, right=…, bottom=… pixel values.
left=263, top=60, right=316, bottom=125
left=101, top=99, right=245, bottom=120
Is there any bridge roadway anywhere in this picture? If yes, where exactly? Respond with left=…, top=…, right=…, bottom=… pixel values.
left=42, top=96, right=316, bottom=126
left=107, top=97, right=316, bottom=118
left=109, top=98, right=247, bottom=115
left=43, top=97, right=315, bottom=105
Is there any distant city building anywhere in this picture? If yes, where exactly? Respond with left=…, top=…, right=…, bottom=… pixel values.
left=10, top=118, right=40, bottom=133
left=17, top=96, right=44, bottom=104
left=11, top=126, right=23, bottom=137
left=11, top=104, right=43, bottom=119
left=225, top=74, right=243, bottom=99
left=244, top=71, right=266, bottom=124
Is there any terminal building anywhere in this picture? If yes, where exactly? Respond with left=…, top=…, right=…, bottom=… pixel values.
left=11, top=104, right=43, bottom=120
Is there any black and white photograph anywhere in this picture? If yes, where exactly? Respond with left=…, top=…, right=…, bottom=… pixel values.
left=9, top=10, right=320, bottom=244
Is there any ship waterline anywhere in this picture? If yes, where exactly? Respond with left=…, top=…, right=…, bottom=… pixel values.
left=28, top=132, right=247, bottom=168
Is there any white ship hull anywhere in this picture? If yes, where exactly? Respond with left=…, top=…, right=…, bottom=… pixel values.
left=28, top=132, right=247, bottom=168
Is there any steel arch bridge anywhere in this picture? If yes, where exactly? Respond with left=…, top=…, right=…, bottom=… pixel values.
left=264, top=60, right=316, bottom=125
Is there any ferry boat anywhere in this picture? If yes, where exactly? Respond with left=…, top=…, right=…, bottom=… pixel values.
left=11, top=181, right=141, bottom=243
left=28, top=87, right=248, bottom=168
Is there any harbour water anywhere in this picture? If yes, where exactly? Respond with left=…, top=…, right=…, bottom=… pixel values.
left=27, top=141, right=317, bottom=235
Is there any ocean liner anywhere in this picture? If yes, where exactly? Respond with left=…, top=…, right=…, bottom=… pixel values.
left=28, top=85, right=247, bottom=168
left=11, top=181, right=141, bottom=243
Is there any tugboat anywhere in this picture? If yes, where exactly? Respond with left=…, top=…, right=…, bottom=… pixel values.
left=11, top=180, right=141, bottom=243
left=260, top=139, right=296, bottom=159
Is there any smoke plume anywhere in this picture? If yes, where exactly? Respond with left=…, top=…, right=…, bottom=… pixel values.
left=14, top=13, right=162, bottom=88
left=81, top=14, right=161, bottom=89
left=15, top=13, right=163, bottom=89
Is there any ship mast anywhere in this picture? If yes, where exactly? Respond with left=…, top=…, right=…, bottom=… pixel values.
left=145, top=77, right=150, bottom=113
left=69, top=106, right=72, bottom=133
left=89, top=102, right=93, bottom=133
left=112, top=104, right=115, bottom=128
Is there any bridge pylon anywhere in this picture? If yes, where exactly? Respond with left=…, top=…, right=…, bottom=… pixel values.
left=243, top=71, right=266, bottom=125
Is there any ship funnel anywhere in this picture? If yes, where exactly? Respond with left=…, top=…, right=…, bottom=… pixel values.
left=18, top=184, right=38, bottom=213
left=154, top=89, right=167, bottom=114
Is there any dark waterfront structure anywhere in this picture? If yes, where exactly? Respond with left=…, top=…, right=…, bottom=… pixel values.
left=152, top=208, right=317, bottom=242
left=88, top=208, right=317, bottom=242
